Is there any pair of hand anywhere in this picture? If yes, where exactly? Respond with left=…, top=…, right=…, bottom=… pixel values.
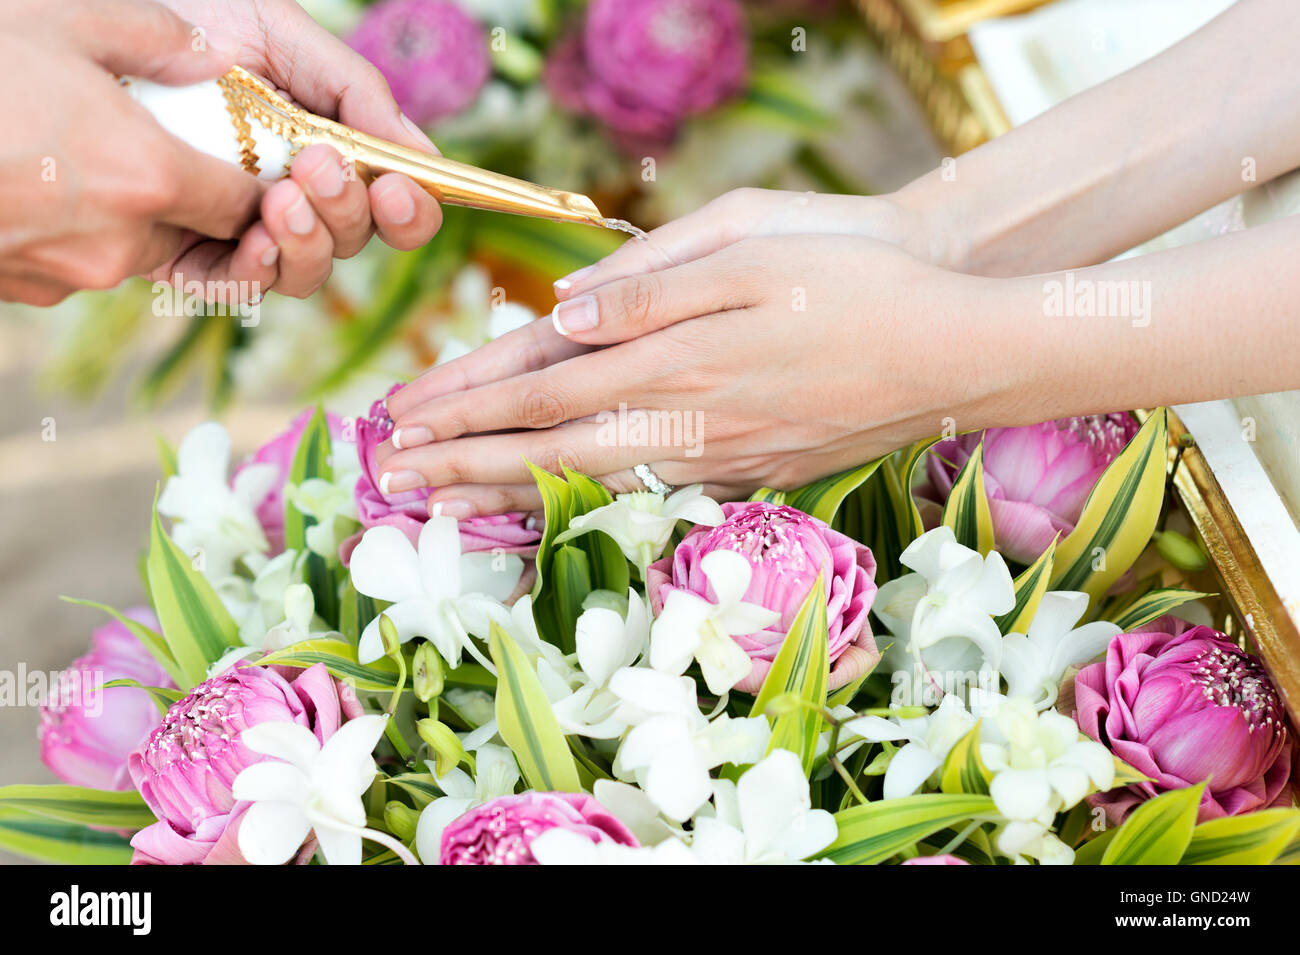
left=0, top=0, right=442, bottom=305
left=377, top=188, right=1010, bottom=514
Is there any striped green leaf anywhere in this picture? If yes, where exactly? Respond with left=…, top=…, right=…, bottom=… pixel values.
left=941, top=436, right=995, bottom=555
left=489, top=623, right=580, bottom=793
left=147, top=495, right=239, bottom=688
left=102, top=679, right=182, bottom=715
left=1180, top=808, right=1300, bottom=865
left=900, top=436, right=943, bottom=540
left=750, top=456, right=887, bottom=525
left=993, top=537, right=1058, bottom=635
left=1101, top=782, right=1203, bottom=865
left=0, top=808, right=134, bottom=864
left=0, top=784, right=156, bottom=830
left=819, top=793, right=997, bottom=865
left=284, top=405, right=341, bottom=627
left=1106, top=587, right=1212, bottom=633
left=383, top=772, right=442, bottom=809
left=939, top=724, right=991, bottom=795
left=561, top=464, right=628, bottom=596
left=256, top=639, right=402, bottom=692
left=1112, top=755, right=1153, bottom=787
left=751, top=571, right=829, bottom=774
left=1051, top=410, right=1168, bottom=607
left=60, top=597, right=184, bottom=688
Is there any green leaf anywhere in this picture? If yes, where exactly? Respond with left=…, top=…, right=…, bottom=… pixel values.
left=1106, top=588, right=1212, bottom=633
left=1051, top=410, right=1168, bottom=607
left=256, top=639, right=402, bottom=692
left=102, top=678, right=183, bottom=715
left=941, top=436, right=995, bottom=555
left=561, top=464, right=628, bottom=596
left=489, top=623, right=581, bottom=793
left=284, top=405, right=342, bottom=627
left=992, top=537, right=1057, bottom=635
left=1101, top=782, right=1204, bottom=865
left=60, top=597, right=184, bottom=688
left=750, top=457, right=886, bottom=525
left=1180, top=808, right=1300, bottom=865
left=472, top=212, right=623, bottom=278
left=751, top=571, right=829, bottom=774
left=900, top=436, right=943, bottom=540
left=383, top=772, right=441, bottom=809
left=550, top=546, right=592, bottom=654
left=1112, top=755, right=1153, bottom=788
left=820, top=793, right=997, bottom=865
left=939, top=724, right=991, bottom=795
left=0, top=808, right=134, bottom=864
left=0, top=784, right=156, bottom=830
left=1074, top=827, right=1118, bottom=865
left=338, top=578, right=383, bottom=647
left=153, top=430, right=178, bottom=482
left=146, top=494, right=239, bottom=688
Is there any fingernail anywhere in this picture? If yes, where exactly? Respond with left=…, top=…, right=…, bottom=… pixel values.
left=307, top=155, right=344, bottom=199
left=285, top=193, right=316, bottom=235
left=401, top=114, right=441, bottom=154
left=380, top=470, right=424, bottom=494
left=435, top=499, right=474, bottom=519
left=259, top=244, right=280, bottom=267
left=554, top=265, right=596, bottom=294
left=377, top=184, right=416, bottom=226
left=552, top=295, right=598, bottom=335
left=391, top=425, right=433, bottom=450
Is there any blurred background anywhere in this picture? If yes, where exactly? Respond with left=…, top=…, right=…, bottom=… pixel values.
left=7, top=0, right=1295, bottom=862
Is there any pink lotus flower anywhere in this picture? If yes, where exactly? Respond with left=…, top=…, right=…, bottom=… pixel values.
left=1071, top=618, right=1293, bottom=824
left=348, top=0, right=490, bottom=125
left=925, top=414, right=1140, bottom=564
left=342, top=384, right=539, bottom=564
left=647, top=501, right=879, bottom=693
left=39, top=610, right=172, bottom=791
left=440, top=792, right=637, bottom=865
left=902, top=854, right=970, bottom=865
left=545, top=0, right=748, bottom=149
left=127, top=662, right=362, bottom=865
left=234, top=407, right=344, bottom=555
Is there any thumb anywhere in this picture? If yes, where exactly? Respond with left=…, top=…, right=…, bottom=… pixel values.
left=70, top=0, right=240, bottom=85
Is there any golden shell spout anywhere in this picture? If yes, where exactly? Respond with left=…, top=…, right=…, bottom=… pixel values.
left=126, top=66, right=607, bottom=228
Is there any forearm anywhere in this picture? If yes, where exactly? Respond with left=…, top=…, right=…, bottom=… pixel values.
left=894, top=0, right=1300, bottom=277
left=968, top=215, right=1300, bottom=425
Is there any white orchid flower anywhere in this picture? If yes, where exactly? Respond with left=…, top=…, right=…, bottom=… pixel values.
left=414, top=743, right=521, bottom=863
left=158, top=422, right=274, bottom=576
left=689, top=750, right=838, bottom=865
left=874, top=527, right=1014, bottom=688
left=649, top=550, right=780, bottom=695
left=554, top=485, right=724, bottom=572
left=233, top=714, right=412, bottom=865
left=552, top=591, right=651, bottom=738
left=1000, top=592, right=1120, bottom=709
left=351, top=517, right=522, bottom=666
left=286, top=476, right=359, bottom=559
left=611, top=668, right=771, bottom=822
left=432, top=264, right=538, bottom=365
left=842, top=695, right=979, bottom=799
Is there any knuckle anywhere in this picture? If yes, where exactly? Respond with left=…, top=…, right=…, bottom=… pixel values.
left=541, top=442, right=581, bottom=474
left=440, top=455, right=470, bottom=486
left=516, top=384, right=567, bottom=430
left=615, top=274, right=659, bottom=329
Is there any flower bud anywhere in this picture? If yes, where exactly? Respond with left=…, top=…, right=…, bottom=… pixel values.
left=412, top=641, right=444, bottom=702
left=384, top=801, right=420, bottom=842
left=1153, top=529, right=1209, bottom=572
left=417, top=718, right=465, bottom=778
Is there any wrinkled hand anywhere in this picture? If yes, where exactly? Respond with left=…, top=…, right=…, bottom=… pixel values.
left=378, top=234, right=1015, bottom=518
left=0, top=0, right=441, bottom=306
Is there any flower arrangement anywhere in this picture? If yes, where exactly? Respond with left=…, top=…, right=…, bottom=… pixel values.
left=7, top=401, right=1296, bottom=865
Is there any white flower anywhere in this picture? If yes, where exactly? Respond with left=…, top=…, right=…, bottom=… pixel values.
left=1000, top=592, right=1119, bottom=709
left=555, top=485, right=724, bottom=572
left=350, top=517, right=522, bottom=666
left=430, top=264, right=538, bottom=365
left=551, top=591, right=650, bottom=738
left=649, top=550, right=780, bottom=695
left=285, top=476, right=359, bottom=559
left=689, top=750, right=838, bottom=865
left=414, top=743, right=521, bottom=864
left=874, top=527, right=1014, bottom=684
left=843, top=695, right=978, bottom=799
left=233, top=714, right=406, bottom=865
left=158, top=422, right=274, bottom=576
left=611, top=667, right=770, bottom=822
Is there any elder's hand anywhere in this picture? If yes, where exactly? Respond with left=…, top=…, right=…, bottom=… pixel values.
left=375, top=235, right=1018, bottom=518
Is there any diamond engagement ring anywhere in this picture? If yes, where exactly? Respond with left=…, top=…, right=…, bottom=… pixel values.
left=633, top=463, right=674, bottom=495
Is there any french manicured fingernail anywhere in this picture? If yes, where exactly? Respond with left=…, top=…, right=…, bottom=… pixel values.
left=376, top=184, right=416, bottom=225
left=391, top=426, right=433, bottom=450
left=380, top=470, right=424, bottom=494
left=554, top=265, right=596, bottom=294
left=259, top=244, right=280, bottom=267
left=552, top=295, right=598, bottom=335
left=401, top=114, right=441, bottom=154
left=285, top=193, right=316, bottom=235
left=435, top=499, right=474, bottom=519
left=307, top=155, right=344, bottom=198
